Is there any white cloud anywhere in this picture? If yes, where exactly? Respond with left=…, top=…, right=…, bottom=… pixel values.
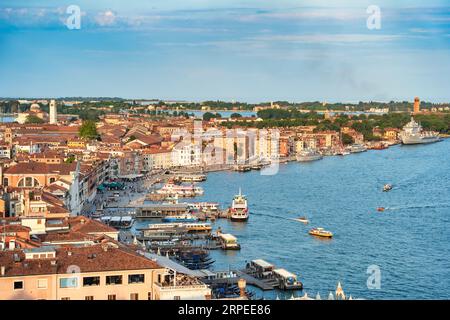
left=95, top=10, right=117, bottom=26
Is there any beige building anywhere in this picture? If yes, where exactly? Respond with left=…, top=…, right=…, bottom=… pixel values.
left=0, top=244, right=165, bottom=300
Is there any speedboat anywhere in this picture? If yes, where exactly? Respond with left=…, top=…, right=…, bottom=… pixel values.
left=309, top=227, right=333, bottom=238
left=294, top=216, right=309, bottom=224
left=377, top=207, right=385, bottom=212
left=383, top=184, right=392, bottom=192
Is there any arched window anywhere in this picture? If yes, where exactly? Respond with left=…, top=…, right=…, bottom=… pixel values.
left=17, top=177, right=40, bottom=187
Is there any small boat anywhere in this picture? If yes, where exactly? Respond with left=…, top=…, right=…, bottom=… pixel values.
left=383, top=184, right=392, bottom=192
left=309, top=227, right=333, bottom=238
left=294, top=216, right=309, bottom=224
left=377, top=207, right=385, bottom=212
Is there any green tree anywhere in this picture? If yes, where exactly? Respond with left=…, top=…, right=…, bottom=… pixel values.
left=25, top=115, right=45, bottom=124
left=78, top=120, right=99, bottom=140
left=230, top=113, right=242, bottom=118
left=341, top=133, right=354, bottom=145
left=202, top=112, right=216, bottom=121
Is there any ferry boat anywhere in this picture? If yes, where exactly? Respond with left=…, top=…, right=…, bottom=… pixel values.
left=400, top=117, right=440, bottom=145
left=162, top=213, right=198, bottom=223
left=148, top=222, right=212, bottom=233
left=296, top=149, right=323, bottom=162
left=309, top=227, right=333, bottom=238
left=383, top=184, right=393, bottom=192
left=218, top=233, right=241, bottom=250
left=177, top=174, right=207, bottom=182
left=349, top=144, right=367, bottom=153
left=107, top=216, right=134, bottom=229
left=273, top=268, right=303, bottom=290
left=230, top=188, right=249, bottom=222
left=156, top=183, right=204, bottom=197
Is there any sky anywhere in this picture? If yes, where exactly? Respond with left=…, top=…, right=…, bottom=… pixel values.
left=0, top=0, right=449, bottom=103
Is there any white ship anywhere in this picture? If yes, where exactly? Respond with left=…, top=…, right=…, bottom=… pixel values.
left=296, top=149, right=323, bottom=162
left=156, top=183, right=204, bottom=197
left=400, top=117, right=440, bottom=145
left=230, top=188, right=249, bottom=222
left=349, top=144, right=367, bottom=153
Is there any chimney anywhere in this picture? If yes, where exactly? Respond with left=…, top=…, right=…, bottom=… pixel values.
left=80, top=218, right=85, bottom=224
left=67, top=251, right=72, bottom=256
left=0, top=266, right=5, bottom=276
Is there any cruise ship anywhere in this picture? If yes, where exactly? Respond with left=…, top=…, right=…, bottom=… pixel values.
left=230, top=188, right=249, bottom=222
left=296, top=149, right=323, bottom=162
left=400, top=117, right=440, bottom=145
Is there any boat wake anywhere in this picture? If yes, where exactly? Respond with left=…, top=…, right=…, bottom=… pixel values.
left=385, top=203, right=450, bottom=211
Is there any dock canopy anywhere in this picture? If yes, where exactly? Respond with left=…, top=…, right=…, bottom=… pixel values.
left=251, top=259, right=274, bottom=269
left=273, top=268, right=297, bottom=280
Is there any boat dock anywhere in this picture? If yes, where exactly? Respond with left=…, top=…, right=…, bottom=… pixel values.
left=135, top=203, right=190, bottom=218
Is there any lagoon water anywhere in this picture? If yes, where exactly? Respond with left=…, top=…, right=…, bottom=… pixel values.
left=138, top=139, right=450, bottom=299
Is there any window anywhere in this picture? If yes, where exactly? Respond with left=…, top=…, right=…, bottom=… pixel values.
left=130, top=293, right=139, bottom=300
left=49, top=177, right=56, bottom=183
left=37, top=279, right=47, bottom=289
left=105, top=275, right=122, bottom=285
left=174, top=296, right=181, bottom=300
left=108, top=294, right=116, bottom=300
left=128, top=274, right=145, bottom=284
left=59, top=277, right=78, bottom=288
left=61, top=297, right=70, bottom=300
left=13, top=281, right=23, bottom=290
left=148, top=292, right=152, bottom=300
left=83, top=276, right=100, bottom=287
left=85, top=296, right=94, bottom=300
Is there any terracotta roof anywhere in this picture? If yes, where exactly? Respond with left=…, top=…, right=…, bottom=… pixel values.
left=69, top=216, right=118, bottom=234
left=3, top=161, right=77, bottom=175
left=0, top=244, right=161, bottom=277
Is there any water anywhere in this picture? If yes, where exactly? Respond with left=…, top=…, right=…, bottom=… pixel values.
left=0, top=116, right=16, bottom=123
left=136, top=139, right=450, bottom=299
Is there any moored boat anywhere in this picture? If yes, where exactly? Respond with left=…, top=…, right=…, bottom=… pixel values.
left=296, top=149, right=323, bottom=162
left=400, top=117, right=440, bottom=145
left=162, top=213, right=198, bottom=223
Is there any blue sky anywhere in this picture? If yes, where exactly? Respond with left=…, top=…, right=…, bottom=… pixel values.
left=1, top=1, right=449, bottom=102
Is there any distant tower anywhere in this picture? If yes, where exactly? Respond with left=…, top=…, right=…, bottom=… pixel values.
left=49, top=99, right=57, bottom=124
left=413, top=97, right=420, bottom=114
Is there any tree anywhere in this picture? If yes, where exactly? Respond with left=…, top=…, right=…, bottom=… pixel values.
left=78, top=120, right=99, bottom=140
left=25, top=115, right=45, bottom=124
left=202, top=112, right=216, bottom=121
left=230, top=113, right=242, bottom=119
left=342, top=133, right=354, bottom=145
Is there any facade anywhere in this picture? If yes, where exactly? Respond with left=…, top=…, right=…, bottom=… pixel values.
left=0, top=244, right=166, bottom=300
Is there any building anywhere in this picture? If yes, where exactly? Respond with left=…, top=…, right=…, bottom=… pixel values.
left=49, top=100, right=57, bottom=124
left=0, top=243, right=166, bottom=300
left=413, top=97, right=420, bottom=114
